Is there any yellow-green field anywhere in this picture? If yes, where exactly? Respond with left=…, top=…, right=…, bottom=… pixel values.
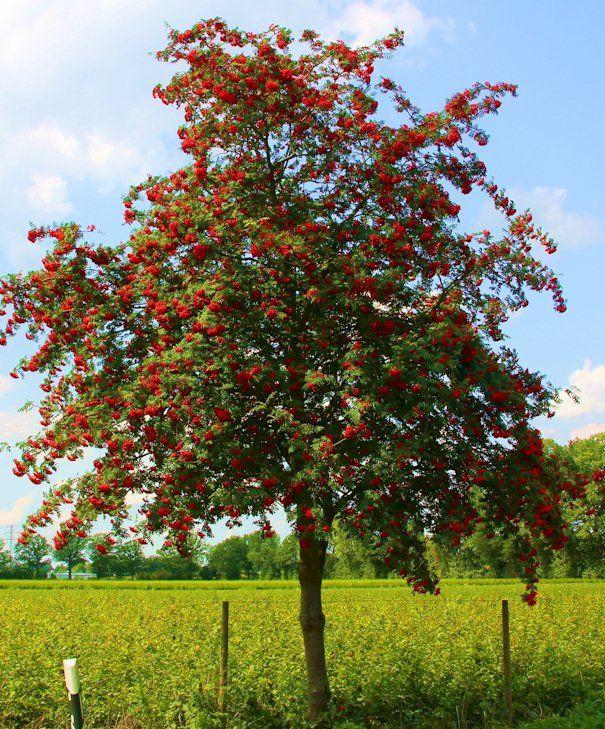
left=0, top=579, right=603, bottom=728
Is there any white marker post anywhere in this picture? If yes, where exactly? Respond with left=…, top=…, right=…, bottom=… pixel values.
left=63, top=658, right=84, bottom=729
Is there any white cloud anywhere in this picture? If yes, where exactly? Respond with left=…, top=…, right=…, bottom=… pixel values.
left=325, top=0, right=453, bottom=48
left=26, top=174, right=73, bottom=215
left=0, top=410, right=39, bottom=440
left=0, top=0, right=168, bottom=84
left=24, top=125, right=79, bottom=158
left=539, top=426, right=558, bottom=438
left=0, top=375, right=16, bottom=396
left=0, top=0, right=450, bottom=272
left=4, top=123, right=171, bottom=195
left=0, top=1, right=184, bottom=264
left=125, top=492, right=146, bottom=507
left=570, top=422, right=605, bottom=441
left=555, top=360, right=605, bottom=418
left=83, top=131, right=168, bottom=192
left=0, top=495, right=33, bottom=526
left=477, top=186, right=603, bottom=250
left=87, top=134, right=120, bottom=168
left=0, top=228, right=46, bottom=271
left=516, top=187, right=602, bottom=249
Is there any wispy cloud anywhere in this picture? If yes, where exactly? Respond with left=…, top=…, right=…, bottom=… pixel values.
left=0, top=494, right=33, bottom=526
left=555, top=360, right=605, bottom=418
left=0, top=1, right=184, bottom=272
left=323, top=0, right=454, bottom=48
left=569, top=422, right=605, bottom=441
left=0, top=410, right=39, bottom=440
left=0, top=376, right=16, bottom=397
left=26, top=174, right=73, bottom=215
left=6, top=123, right=175, bottom=194
left=125, top=491, right=146, bottom=507
left=514, top=187, right=602, bottom=249
left=477, top=186, right=603, bottom=250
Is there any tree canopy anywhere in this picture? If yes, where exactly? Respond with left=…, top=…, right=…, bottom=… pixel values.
left=2, top=18, right=591, bottom=602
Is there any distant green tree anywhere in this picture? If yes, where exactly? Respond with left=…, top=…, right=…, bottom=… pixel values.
left=425, top=436, right=604, bottom=580
left=566, top=432, right=605, bottom=470
left=428, top=528, right=518, bottom=578
left=140, top=554, right=201, bottom=580
left=277, top=533, right=299, bottom=579
left=246, top=532, right=281, bottom=579
left=88, top=535, right=114, bottom=577
left=15, top=534, right=51, bottom=578
left=159, top=534, right=211, bottom=564
left=111, top=541, right=145, bottom=579
left=561, top=434, right=605, bottom=577
left=54, top=536, right=88, bottom=579
left=207, top=535, right=251, bottom=580
left=0, top=538, right=12, bottom=576
left=331, top=523, right=388, bottom=579
left=151, top=534, right=209, bottom=579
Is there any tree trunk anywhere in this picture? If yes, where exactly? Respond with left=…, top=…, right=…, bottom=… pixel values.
left=68, top=561, right=72, bottom=580
left=298, top=539, right=330, bottom=723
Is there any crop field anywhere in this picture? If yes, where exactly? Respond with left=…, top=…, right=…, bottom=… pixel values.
left=0, top=579, right=603, bottom=728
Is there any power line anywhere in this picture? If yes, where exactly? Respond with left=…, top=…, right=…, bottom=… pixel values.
left=0, top=525, right=15, bottom=557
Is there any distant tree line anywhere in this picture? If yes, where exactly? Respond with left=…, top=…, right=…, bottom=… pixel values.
left=0, top=527, right=389, bottom=581
left=1, top=435, right=603, bottom=581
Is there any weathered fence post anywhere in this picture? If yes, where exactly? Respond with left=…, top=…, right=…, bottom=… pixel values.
left=63, top=658, right=84, bottom=729
left=501, top=599, right=513, bottom=724
left=218, top=600, right=229, bottom=713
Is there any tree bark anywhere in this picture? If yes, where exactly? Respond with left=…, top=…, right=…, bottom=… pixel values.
left=298, top=539, right=330, bottom=723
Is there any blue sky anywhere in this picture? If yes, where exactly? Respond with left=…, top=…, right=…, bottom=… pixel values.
left=0, top=0, right=604, bottom=541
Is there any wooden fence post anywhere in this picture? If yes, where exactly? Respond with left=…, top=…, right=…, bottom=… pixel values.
left=501, top=599, right=513, bottom=724
left=63, top=658, right=84, bottom=729
left=218, top=600, right=229, bottom=713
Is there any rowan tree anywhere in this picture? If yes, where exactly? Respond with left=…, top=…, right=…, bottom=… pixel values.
left=1, top=19, right=593, bottom=721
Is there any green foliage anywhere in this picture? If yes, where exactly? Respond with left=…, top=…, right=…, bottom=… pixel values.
left=110, top=540, right=145, bottom=578
left=0, top=539, right=11, bottom=574
left=14, top=535, right=50, bottom=578
left=331, top=522, right=389, bottom=579
left=246, top=531, right=281, bottom=579
left=562, top=434, right=605, bottom=578
left=519, top=696, right=605, bottom=728
left=206, top=535, right=252, bottom=580
left=54, top=536, right=88, bottom=578
left=88, top=536, right=146, bottom=579
left=139, top=553, right=202, bottom=581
